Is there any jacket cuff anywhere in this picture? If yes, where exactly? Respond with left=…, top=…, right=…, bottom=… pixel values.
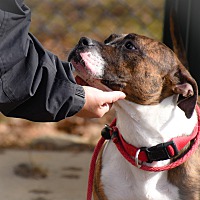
left=68, top=84, right=85, bottom=117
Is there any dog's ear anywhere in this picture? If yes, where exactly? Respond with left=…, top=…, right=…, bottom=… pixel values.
left=104, top=34, right=124, bottom=44
left=172, top=65, right=198, bottom=118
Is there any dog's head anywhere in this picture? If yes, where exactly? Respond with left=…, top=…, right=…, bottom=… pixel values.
left=68, top=33, right=198, bottom=118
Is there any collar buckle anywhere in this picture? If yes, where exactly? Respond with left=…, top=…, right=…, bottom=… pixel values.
left=101, top=124, right=112, bottom=140
left=141, top=141, right=179, bottom=163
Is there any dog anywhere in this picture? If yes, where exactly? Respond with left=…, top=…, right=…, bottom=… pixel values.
left=68, top=33, right=200, bottom=200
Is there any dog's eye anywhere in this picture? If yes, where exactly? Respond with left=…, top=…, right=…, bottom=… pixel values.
left=124, top=41, right=136, bottom=50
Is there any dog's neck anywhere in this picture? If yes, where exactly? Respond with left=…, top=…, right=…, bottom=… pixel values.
left=114, top=95, right=198, bottom=148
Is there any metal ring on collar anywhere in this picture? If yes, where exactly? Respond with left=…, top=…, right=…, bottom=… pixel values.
left=135, top=148, right=143, bottom=168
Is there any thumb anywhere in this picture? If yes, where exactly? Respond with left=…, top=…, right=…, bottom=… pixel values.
left=102, top=91, right=126, bottom=103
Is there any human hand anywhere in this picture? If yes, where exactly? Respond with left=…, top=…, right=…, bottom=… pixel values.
left=75, top=86, right=126, bottom=118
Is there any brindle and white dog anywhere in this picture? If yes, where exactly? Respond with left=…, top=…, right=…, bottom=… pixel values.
left=68, top=33, right=200, bottom=200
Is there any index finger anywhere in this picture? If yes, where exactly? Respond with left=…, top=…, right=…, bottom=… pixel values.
left=102, top=91, right=126, bottom=104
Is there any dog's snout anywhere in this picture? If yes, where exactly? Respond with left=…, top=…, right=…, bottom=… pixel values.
left=79, top=37, right=94, bottom=46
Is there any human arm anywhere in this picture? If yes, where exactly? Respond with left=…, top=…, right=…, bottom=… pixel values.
left=0, top=0, right=85, bottom=122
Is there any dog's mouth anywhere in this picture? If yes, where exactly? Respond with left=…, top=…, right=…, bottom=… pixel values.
left=69, top=49, right=114, bottom=91
left=75, top=75, right=124, bottom=91
left=75, top=76, right=88, bottom=86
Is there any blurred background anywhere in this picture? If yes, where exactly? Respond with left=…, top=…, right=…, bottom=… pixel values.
left=28, top=0, right=164, bottom=60
left=0, top=0, right=165, bottom=149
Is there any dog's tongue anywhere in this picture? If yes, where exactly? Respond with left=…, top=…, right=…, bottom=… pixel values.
left=75, top=76, right=89, bottom=86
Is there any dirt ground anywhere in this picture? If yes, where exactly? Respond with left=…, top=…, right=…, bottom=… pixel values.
left=0, top=149, right=92, bottom=200
left=0, top=111, right=115, bottom=200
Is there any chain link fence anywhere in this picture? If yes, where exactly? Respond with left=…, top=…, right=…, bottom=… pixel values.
left=27, top=0, right=165, bottom=59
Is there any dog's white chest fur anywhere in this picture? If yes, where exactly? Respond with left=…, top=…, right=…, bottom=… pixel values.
left=101, top=95, right=197, bottom=200
left=102, top=143, right=179, bottom=200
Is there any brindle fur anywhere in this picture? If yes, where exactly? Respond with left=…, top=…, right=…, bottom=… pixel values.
left=100, top=33, right=197, bottom=118
left=93, top=145, right=108, bottom=200
left=168, top=147, right=200, bottom=200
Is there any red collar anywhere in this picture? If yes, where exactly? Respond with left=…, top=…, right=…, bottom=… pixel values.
left=101, top=105, right=200, bottom=169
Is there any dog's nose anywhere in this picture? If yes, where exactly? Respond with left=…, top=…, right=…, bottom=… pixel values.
left=79, top=37, right=94, bottom=46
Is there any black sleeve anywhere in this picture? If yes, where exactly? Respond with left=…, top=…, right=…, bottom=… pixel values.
left=0, top=0, right=85, bottom=122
